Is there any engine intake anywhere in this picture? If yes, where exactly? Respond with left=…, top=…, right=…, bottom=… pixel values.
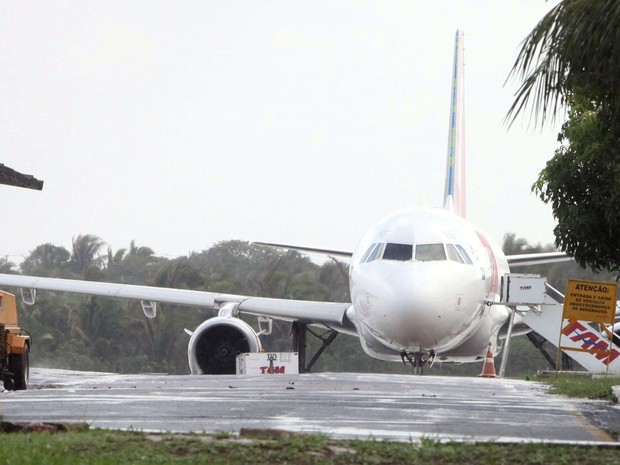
left=187, top=316, right=262, bottom=374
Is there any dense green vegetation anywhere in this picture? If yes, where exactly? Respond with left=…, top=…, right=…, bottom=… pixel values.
left=2, top=233, right=616, bottom=376
left=0, top=429, right=619, bottom=465
left=508, top=0, right=620, bottom=272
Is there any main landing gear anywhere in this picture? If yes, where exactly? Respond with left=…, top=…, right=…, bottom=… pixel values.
left=401, top=350, right=435, bottom=375
left=292, top=322, right=339, bottom=373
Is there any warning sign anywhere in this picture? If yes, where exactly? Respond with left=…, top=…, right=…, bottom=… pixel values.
left=563, top=279, right=617, bottom=325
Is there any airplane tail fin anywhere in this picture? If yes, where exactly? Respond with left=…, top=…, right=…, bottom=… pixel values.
left=443, top=30, right=466, bottom=218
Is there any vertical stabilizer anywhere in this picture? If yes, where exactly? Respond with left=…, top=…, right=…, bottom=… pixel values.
left=443, top=30, right=466, bottom=218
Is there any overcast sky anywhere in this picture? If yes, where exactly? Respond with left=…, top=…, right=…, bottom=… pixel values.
left=0, top=1, right=561, bottom=263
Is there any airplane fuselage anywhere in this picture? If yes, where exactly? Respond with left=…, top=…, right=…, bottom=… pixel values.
left=347, top=208, right=510, bottom=362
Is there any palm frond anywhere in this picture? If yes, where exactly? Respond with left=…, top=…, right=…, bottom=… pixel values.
left=506, top=0, right=620, bottom=127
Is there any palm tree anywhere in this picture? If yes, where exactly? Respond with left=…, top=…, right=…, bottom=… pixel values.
left=506, top=1, right=620, bottom=273
left=21, top=243, right=70, bottom=276
left=506, top=0, right=620, bottom=126
left=70, top=234, right=106, bottom=277
left=107, top=247, right=127, bottom=267
left=127, top=240, right=155, bottom=259
left=106, top=240, right=158, bottom=284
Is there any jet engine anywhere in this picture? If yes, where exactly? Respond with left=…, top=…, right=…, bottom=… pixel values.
left=187, top=309, right=262, bottom=374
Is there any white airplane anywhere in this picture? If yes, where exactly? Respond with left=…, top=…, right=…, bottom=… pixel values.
left=0, top=31, right=567, bottom=375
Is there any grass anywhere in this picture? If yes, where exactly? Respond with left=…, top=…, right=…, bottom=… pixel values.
left=0, top=429, right=619, bottom=465
left=536, top=374, right=620, bottom=402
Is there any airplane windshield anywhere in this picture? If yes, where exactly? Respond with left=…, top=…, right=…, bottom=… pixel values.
left=415, top=244, right=446, bottom=261
left=455, top=244, right=473, bottom=264
left=444, top=244, right=474, bottom=264
left=363, top=242, right=470, bottom=263
left=446, top=244, right=464, bottom=263
left=383, top=243, right=413, bottom=261
left=362, top=243, right=384, bottom=263
left=361, top=243, right=376, bottom=262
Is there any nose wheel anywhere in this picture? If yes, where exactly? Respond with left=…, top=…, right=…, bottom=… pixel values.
left=401, top=350, right=435, bottom=375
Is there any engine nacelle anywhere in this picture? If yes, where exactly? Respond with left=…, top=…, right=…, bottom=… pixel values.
left=187, top=316, right=262, bottom=374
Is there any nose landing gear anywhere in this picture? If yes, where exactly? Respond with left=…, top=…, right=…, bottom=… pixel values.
left=401, top=350, right=435, bottom=375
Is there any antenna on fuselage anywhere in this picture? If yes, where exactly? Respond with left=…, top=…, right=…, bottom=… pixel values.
left=443, top=30, right=466, bottom=218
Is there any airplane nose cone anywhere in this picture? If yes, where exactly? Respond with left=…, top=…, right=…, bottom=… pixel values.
left=371, top=269, right=451, bottom=349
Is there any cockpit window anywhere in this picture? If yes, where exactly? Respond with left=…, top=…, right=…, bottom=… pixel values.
left=361, top=243, right=377, bottom=263
left=383, top=243, right=413, bottom=261
left=367, top=243, right=384, bottom=262
left=446, top=244, right=464, bottom=263
left=455, top=244, right=473, bottom=264
left=362, top=243, right=384, bottom=263
left=362, top=242, right=470, bottom=263
left=415, top=243, right=446, bottom=261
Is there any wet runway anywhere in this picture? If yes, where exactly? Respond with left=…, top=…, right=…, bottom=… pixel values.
left=1, top=368, right=618, bottom=444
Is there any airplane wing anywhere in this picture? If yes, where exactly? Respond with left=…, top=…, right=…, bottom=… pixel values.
left=505, top=251, right=571, bottom=267
left=0, top=273, right=352, bottom=328
left=254, top=242, right=353, bottom=258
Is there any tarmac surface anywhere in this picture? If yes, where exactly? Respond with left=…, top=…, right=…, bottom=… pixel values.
left=1, top=368, right=619, bottom=444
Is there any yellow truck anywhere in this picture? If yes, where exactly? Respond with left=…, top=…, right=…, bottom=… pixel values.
left=0, top=290, right=30, bottom=390
left=0, top=164, right=41, bottom=390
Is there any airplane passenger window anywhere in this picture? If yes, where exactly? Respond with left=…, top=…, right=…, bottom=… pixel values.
left=446, top=244, right=464, bottom=263
left=415, top=244, right=446, bottom=261
left=455, top=244, right=473, bottom=264
left=383, top=243, right=413, bottom=261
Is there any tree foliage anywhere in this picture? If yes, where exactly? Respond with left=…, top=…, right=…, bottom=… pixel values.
left=70, top=234, right=106, bottom=278
left=508, top=0, right=620, bottom=273
left=21, top=243, right=70, bottom=276
left=507, top=0, right=620, bottom=126
left=533, top=96, right=620, bottom=272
